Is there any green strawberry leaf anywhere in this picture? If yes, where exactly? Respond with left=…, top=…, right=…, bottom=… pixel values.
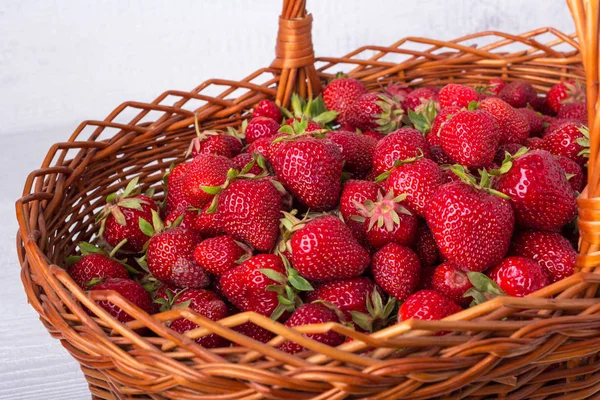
left=65, top=255, right=81, bottom=265
left=467, top=272, right=505, bottom=295
left=259, top=268, right=287, bottom=285
left=138, top=218, right=155, bottom=237
left=78, top=241, right=103, bottom=256
left=201, top=185, right=223, bottom=195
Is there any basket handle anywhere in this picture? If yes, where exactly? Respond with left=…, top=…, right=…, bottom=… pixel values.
left=272, top=0, right=321, bottom=107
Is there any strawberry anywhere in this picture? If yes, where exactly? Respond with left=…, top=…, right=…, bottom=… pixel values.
left=289, top=215, right=370, bottom=282
left=247, top=135, right=276, bottom=158
left=416, top=266, right=436, bottom=291
left=425, top=168, right=514, bottom=272
left=415, top=223, right=439, bottom=266
left=253, top=99, right=282, bottom=122
left=480, top=97, right=530, bottom=144
left=498, top=81, right=537, bottom=108
left=438, top=84, right=479, bottom=109
left=510, top=230, right=576, bottom=283
left=428, top=106, right=461, bottom=147
left=382, top=82, right=413, bottom=101
left=487, top=256, right=549, bottom=297
left=555, top=155, right=584, bottom=192
left=245, top=117, right=280, bottom=144
left=187, top=130, right=241, bottom=159
left=193, top=236, right=247, bottom=276
left=403, top=87, right=439, bottom=112
left=164, top=289, right=229, bottom=348
left=546, top=80, right=586, bottom=113
left=431, top=262, right=473, bottom=305
left=494, top=150, right=577, bottom=231
left=326, top=130, right=377, bottom=177
left=322, top=77, right=367, bottom=124
left=353, top=190, right=418, bottom=248
left=517, top=107, right=544, bottom=136
left=530, top=96, right=556, bottom=116
left=232, top=153, right=264, bottom=175
left=544, top=118, right=579, bottom=137
left=233, top=322, right=275, bottom=344
left=194, top=203, right=224, bottom=237
left=525, top=136, right=544, bottom=150
left=339, top=180, right=381, bottom=220
left=269, top=136, right=343, bottom=211
left=68, top=242, right=129, bottom=288
left=305, top=277, right=378, bottom=319
left=383, top=156, right=444, bottom=217
left=279, top=303, right=345, bottom=354
left=363, top=130, right=386, bottom=141
left=165, top=207, right=198, bottom=234
left=165, top=163, right=191, bottom=215
left=430, top=146, right=454, bottom=165
left=346, top=92, right=404, bottom=133
left=440, top=110, right=501, bottom=168
left=97, top=178, right=158, bottom=253
left=371, top=243, right=420, bottom=301
left=183, top=154, right=236, bottom=208
left=399, top=290, right=461, bottom=334
left=89, top=278, right=154, bottom=322
left=372, top=128, right=431, bottom=175
left=557, top=102, right=588, bottom=124
left=486, top=78, right=506, bottom=95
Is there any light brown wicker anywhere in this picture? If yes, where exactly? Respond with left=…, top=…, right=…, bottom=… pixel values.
left=15, top=0, right=600, bottom=398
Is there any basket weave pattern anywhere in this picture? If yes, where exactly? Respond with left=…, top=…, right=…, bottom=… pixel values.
left=15, top=0, right=600, bottom=398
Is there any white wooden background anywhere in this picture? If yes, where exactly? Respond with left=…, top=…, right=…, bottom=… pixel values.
left=0, top=1, right=573, bottom=398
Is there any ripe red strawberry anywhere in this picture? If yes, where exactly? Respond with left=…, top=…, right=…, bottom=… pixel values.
left=188, top=131, right=241, bottom=159
left=166, top=289, right=229, bottom=348
left=290, top=215, right=370, bottom=282
left=233, top=322, right=275, bottom=344
left=438, top=84, right=479, bottom=109
left=194, top=203, right=224, bottom=237
left=384, top=157, right=444, bottom=217
left=510, top=230, right=576, bottom=283
left=69, top=245, right=129, bottom=288
left=326, top=130, right=377, bottom=176
left=371, top=243, right=420, bottom=301
left=546, top=80, right=586, bottom=113
left=245, top=117, right=280, bottom=144
left=284, top=118, right=323, bottom=133
left=218, top=178, right=283, bottom=252
left=557, top=102, right=588, bottom=124
left=494, top=150, right=577, bottom=231
left=339, top=180, right=381, bottom=219
left=253, top=99, right=282, bottom=122
left=232, top=153, right=264, bottom=175
left=219, top=254, right=285, bottom=316
left=428, top=106, right=461, bottom=147
left=486, top=78, right=506, bottom=95
left=431, top=262, right=473, bottom=305
left=488, top=256, right=549, bottom=297
left=544, top=118, right=578, bottom=137
left=89, top=278, right=153, bottom=322
left=193, top=236, right=247, bottom=276
left=305, top=277, right=378, bottom=319
left=354, top=190, right=418, bottom=248
left=403, top=87, right=439, bottom=112
left=440, top=110, right=501, bottom=168
left=415, top=223, right=439, bottom=266
left=363, top=130, right=386, bottom=141
left=346, top=92, right=404, bottom=133
left=372, top=128, right=431, bottom=175
left=525, top=136, right=544, bottom=150
left=247, top=135, right=276, bottom=158
left=279, top=303, right=345, bottom=354
left=399, top=290, right=461, bottom=334
left=425, top=176, right=514, bottom=272
left=322, top=77, right=367, bottom=124
left=183, top=154, right=236, bottom=208
left=530, top=96, right=556, bottom=116
left=480, top=97, right=530, bottom=144
left=554, top=155, right=584, bottom=192
left=498, top=81, right=537, bottom=108
left=165, top=208, right=198, bottom=234
left=517, top=107, right=544, bottom=136
left=269, top=136, right=343, bottom=211
left=165, top=163, right=191, bottom=215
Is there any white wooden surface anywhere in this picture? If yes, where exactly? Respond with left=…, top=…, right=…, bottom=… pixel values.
left=0, top=1, right=573, bottom=399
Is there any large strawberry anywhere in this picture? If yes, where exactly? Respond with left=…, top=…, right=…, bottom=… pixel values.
left=97, top=178, right=158, bottom=253
left=345, top=92, right=404, bottom=133
left=322, top=77, right=367, bottom=124
left=326, top=130, right=377, bottom=177
left=541, top=121, right=589, bottom=166
left=399, top=290, right=461, bottom=335
left=431, top=262, right=473, bottom=305
left=183, top=154, right=236, bottom=209
left=88, top=278, right=154, bottom=322
left=372, top=128, right=431, bottom=175
left=488, top=257, right=549, bottom=297
left=304, top=277, right=378, bottom=320
left=546, top=80, right=586, bottom=113
left=269, top=136, right=343, bottom=211
left=193, top=235, right=248, bottom=276
left=498, top=81, right=537, bottom=108
left=289, top=215, right=370, bottom=282
left=427, top=105, right=461, bottom=147
left=494, top=150, right=577, bottom=231
left=479, top=97, right=530, bottom=144
left=439, top=109, right=501, bottom=168
left=253, top=99, right=282, bottom=122
left=438, top=84, right=479, bottom=109
left=371, top=243, right=421, bottom=301
left=425, top=168, right=514, bottom=272
left=68, top=242, right=130, bottom=288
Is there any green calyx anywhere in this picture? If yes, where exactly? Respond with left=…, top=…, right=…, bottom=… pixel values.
left=408, top=100, right=438, bottom=134
left=350, top=289, right=398, bottom=332
left=375, top=149, right=425, bottom=182
left=450, top=165, right=511, bottom=200
left=353, top=190, right=412, bottom=232
left=488, top=146, right=529, bottom=177
left=96, top=177, right=150, bottom=237
left=153, top=288, right=191, bottom=313
left=463, top=272, right=505, bottom=307
left=374, top=94, right=406, bottom=134
left=286, top=93, right=338, bottom=127
left=576, top=125, right=590, bottom=161
left=563, top=80, right=586, bottom=104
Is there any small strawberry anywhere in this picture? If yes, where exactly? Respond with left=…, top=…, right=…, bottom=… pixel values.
left=425, top=167, right=514, bottom=272
left=279, top=303, right=345, bottom=354
left=247, top=135, right=276, bottom=158
left=494, top=149, right=577, bottom=231
left=557, top=102, right=588, bottom=124
left=305, top=277, right=378, bottom=319
left=193, top=236, right=248, bottom=276
left=245, top=117, right=280, bottom=144
left=253, top=99, right=282, bottom=122
left=517, top=107, right=544, bottom=136
left=326, top=130, right=377, bottom=177
left=498, top=81, right=537, bottom=108
left=438, top=84, right=479, bottom=109
left=415, top=223, right=439, bottom=266
left=322, top=76, right=367, bottom=124
left=89, top=278, right=154, bottom=322
left=68, top=242, right=130, bottom=288
left=289, top=214, right=370, bottom=282
left=510, top=230, right=576, bottom=283
left=399, top=290, right=461, bottom=334
left=187, top=130, right=242, bottom=159
left=431, top=262, right=473, bottom=305
left=403, top=87, right=439, bottom=112
left=339, top=180, right=381, bottom=220
left=371, top=243, right=420, bottom=301
left=440, top=109, right=501, bottom=168
left=480, top=97, right=530, bottom=144
left=488, top=256, right=549, bottom=297
left=544, top=118, right=579, bottom=137
left=546, top=80, right=586, bottom=113
left=382, top=81, right=413, bottom=102
left=163, top=288, right=229, bottom=348
left=555, top=155, right=584, bottom=192
left=372, top=128, right=431, bottom=175
left=182, top=154, right=236, bottom=208
left=486, top=78, right=506, bottom=95
left=232, top=152, right=264, bottom=176
left=346, top=92, right=404, bottom=133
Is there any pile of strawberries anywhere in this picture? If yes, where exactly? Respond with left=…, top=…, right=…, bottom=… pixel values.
left=67, top=75, right=588, bottom=350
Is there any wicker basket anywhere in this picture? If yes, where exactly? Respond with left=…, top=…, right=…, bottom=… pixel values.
left=16, top=0, right=600, bottom=398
